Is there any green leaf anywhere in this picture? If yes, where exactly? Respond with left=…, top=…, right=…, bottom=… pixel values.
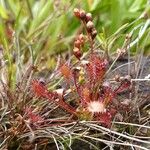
left=0, top=5, right=8, bottom=19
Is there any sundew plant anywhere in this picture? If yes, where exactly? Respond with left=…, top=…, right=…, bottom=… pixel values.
left=0, top=1, right=150, bottom=150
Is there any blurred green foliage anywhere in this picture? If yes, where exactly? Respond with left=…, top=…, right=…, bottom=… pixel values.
left=0, top=0, right=149, bottom=70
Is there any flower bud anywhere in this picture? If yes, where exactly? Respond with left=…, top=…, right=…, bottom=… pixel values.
left=86, top=21, right=94, bottom=30
left=80, top=10, right=86, bottom=20
left=74, top=8, right=80, bottom=18
left=74, top=40, right=81, bottom=48
left=78, top=34, right=84, bottom=41
left=86, top=13, right=92, bottom=22
left=91, top=29, right=97, bottom=39
left=73, top=47, right=82, bottom=59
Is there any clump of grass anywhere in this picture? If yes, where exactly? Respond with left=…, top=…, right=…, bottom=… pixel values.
left=0, top=5, right=150, bottom=150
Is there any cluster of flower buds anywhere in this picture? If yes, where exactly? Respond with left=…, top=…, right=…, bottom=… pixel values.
left=73, top=34, right=84, bottom=59
left=74, top=8, right=97, bottom=40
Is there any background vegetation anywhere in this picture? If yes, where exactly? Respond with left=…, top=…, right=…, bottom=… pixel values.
left=0, top=0, right=149, bottom=55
